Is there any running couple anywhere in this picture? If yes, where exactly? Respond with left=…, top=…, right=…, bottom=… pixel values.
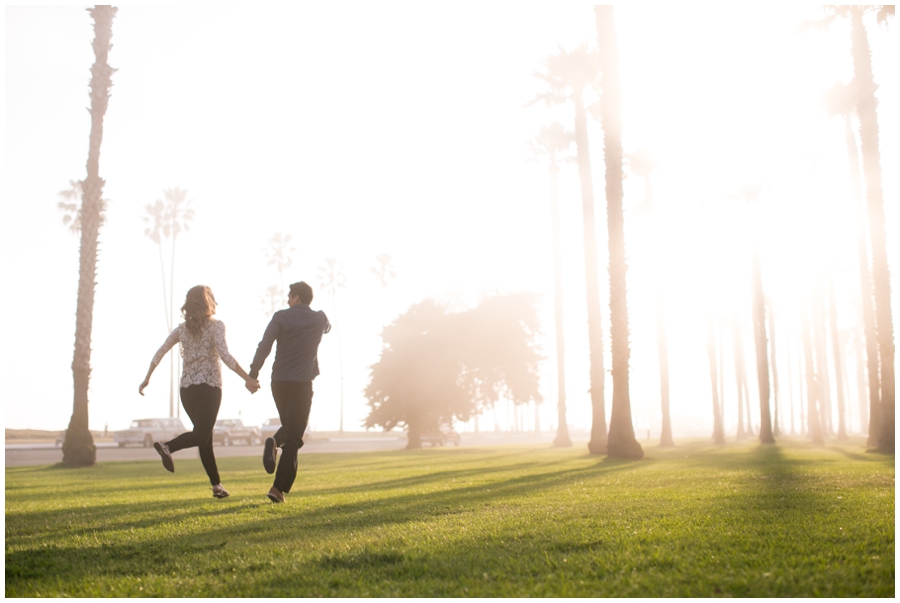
left=138, top=281, right=330, bottom=503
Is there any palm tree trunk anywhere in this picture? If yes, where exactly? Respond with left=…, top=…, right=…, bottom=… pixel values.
left=787, top=326, right=796, bottom=435
left=812, top=292, right=833, bottom=437
left=802, top=303, right=825, bottom=444
left=63, top=5, right=117, bottom=467
left=843, top=117, right=882, bottom=445
left=732, top=319, right=747, bottom=439
left=573, top=92, right=607, bottom=455
left=853, top=323, right=869, bottom=436
left=656, top=288, right=674, bottom=447
left=549, top=164, right=572, bottom=447
left=595, top=6, right=642, bottom=460
left=827, top=277, right=849, bottom=439
left=707, top=318, right=726, bottom=445
left=767, top=300, right=781, bottom=436
left=850, top=9, right=894, bottom=453
left=751, top=248, right=775, bottom=444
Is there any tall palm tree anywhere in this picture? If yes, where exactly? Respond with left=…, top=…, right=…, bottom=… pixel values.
left=766, top=298, right=782, bottom=437
left=370, top=252, right=397, bottom=346
left=627, top=148, right=673, bottom=448
left=808, top=4, right=895, bottom=453
left=142, top=187, right=194, bottom=418
left=595, top=5, right=643, bottom=459
left=735, top=183, right=775, bottom=444
left=317, top=258, right=346, bottom=432
left=529, top=42, right=607, bottom=454
left=706, top=317, right=726, bottom=446
left=821, top=80, right=881, bottom=445
left=827, top=277, right=849, bottom=439
left=62, top=5, right=117, bottom=467
left=265, top=232, right=296, bottom=300
left=801, top=300, right=825, bottom=444
left=528, top=123, right=574, bottom=448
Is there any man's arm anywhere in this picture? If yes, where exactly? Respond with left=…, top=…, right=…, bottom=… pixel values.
left=249, top=316, right=281, bottom=380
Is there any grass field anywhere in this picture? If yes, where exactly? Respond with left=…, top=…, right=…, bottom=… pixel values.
left=5, top=436, right=894, bottom=597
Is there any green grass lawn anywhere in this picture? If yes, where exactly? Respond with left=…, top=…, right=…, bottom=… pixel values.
left=5, top=436, right=894, bottom=597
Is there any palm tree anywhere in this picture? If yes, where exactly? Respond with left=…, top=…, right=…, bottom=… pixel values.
left=370, top=252, right=397, bottom=345
left=627, top=148, right=673, bottom=448
left=528, top=123, right=575, bottom=448
left=821, top=80, right=881, bottom=445
left=801, top=300, right=825, bottom=444
left=259, top=284, right=280, bottom=316
left=706, top=317, right=726, bottom=446
left=62, top=5, right=117, bottom=467
left=827, top=276, right=849, bottom=439
left=807, top=4, right=895, bottom=453
left=595, top=6, right=643, bottom=459
left=142, top=187, right=194, bottom=418
left=317, top=258, right=346, bottom=432
left=529, top=41, right=608, bottom=454
left=735, top=183, right=775, bottom=444
left=265, top=232, right=296, bottom=299
left=766, top=298, right=782, bottom=437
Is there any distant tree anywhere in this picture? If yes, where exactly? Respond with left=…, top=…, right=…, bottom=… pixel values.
left=821, top=80, right=881, bottom=445
left=806, top=4, right=895, bottom=453
left=706, top=317, right=726, bottom=446
left=317, top=258, right=346, bottom=432
left=766, top=298, right=782, bottom=437
left=528, top=123, right=574, bottom=448
left=735, top=184, right=775, bottom=444
left=801, top=301, right=825, bottom=444
left=265, top=232, right=295, bottom=300
left=259, top=284, right=280, bottom=316
left=827, top=277, right=849, bottom=439
left=62, top=5, right=117, bottom=467
left=364, top=293, right=542, bottom=449
left=529, top=41, right=608, bottom=455
left=595, top=6, right=643, bottom=459
left=142, top=187, right=194, bottom=418
left=627, top=148, right=673, bottom=448
left=370, top=252, right=397, bottom=343
left=731, top=317, right=751, bottom=439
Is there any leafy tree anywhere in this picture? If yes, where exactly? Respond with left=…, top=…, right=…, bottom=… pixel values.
left=317, top=258, right=346, bottom=432
left=529, top=42, right=608, bottom=454
left=528, top=123, right=574, bottom=448
left=62, top=5, right=117, bottom=467
left=595, top=6, right=643, bottom=459
left=365, top=293, right=543, bottom=449
left=142, top=187, right=194, bottom=418
left=806, top=4, right=895, bottom=453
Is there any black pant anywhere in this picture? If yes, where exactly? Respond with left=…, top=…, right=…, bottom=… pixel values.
left=271, top=380, right=313, bottom=493
left=166, top=383, right=221, bottom=486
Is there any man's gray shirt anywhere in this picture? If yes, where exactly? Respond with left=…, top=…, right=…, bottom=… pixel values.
left=249, top=303, right=330, bottom=382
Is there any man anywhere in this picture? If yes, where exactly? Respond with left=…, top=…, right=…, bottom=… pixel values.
left=249, top=281, right=330, bottom=503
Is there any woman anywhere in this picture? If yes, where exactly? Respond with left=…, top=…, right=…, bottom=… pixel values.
left=139, top=285, right=259, bottom=498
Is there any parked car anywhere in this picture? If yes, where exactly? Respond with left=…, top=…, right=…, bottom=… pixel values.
left=212, top=419, right=260, bottom=446
left=418, top=426, right=461, bottom=447
left=259, top=417, right=281, bottom=441
left=114, top=418, right=187, bottom=448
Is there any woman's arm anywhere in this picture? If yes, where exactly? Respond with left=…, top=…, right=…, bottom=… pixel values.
left=140, top=326, right=181, bottom=395
left=214, top=321, right=260, bottom=393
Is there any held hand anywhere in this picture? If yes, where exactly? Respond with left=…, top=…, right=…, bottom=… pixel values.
left=245, top=378, right=260, bottom=394
left=139, top=379, right=150, bottom=396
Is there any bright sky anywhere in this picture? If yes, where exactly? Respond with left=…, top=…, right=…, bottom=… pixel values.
left=3, top=3, right=898, bottom=438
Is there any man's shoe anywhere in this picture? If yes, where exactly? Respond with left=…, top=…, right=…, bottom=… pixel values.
left=153, top=442, right=175, bottom=473
left=212, top=484, right=230, bottom=499
left=263, top=437, right=277, bottom=474
left=267, top=486, right=285, bottom=503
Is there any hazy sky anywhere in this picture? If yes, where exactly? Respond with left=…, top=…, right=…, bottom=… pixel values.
left=4, top=3, right=898, bottom=437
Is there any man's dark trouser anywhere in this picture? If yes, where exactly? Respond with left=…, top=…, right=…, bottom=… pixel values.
left=271, top=380, right=313, bottom=493
left=166, top=384, right=221, bottom=485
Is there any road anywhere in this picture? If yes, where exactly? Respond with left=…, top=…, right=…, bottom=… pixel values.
left=6, top=432, right=562, bottom=467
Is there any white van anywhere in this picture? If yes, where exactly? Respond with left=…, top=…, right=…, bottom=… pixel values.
left=114, top=417, right=187, bottom=447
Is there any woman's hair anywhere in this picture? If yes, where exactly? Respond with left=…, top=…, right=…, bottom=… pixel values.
left=182, top=285, right=217, bottom=336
